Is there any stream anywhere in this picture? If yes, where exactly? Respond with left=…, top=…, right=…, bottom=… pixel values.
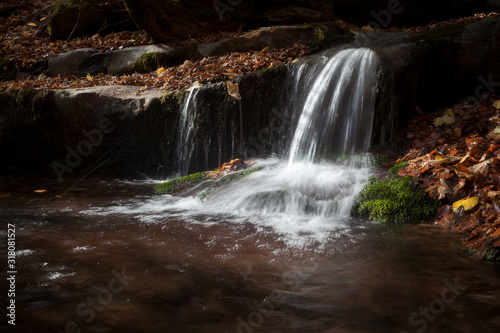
left=1, top=46, right=500, bottom=333
left=1, top=172, right=500, bottom=333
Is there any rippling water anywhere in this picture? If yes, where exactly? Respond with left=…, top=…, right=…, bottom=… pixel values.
left=1, top=170, right=500, bottom=333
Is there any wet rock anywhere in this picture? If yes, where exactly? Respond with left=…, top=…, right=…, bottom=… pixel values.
left=0, top=66, right=289, bottom=176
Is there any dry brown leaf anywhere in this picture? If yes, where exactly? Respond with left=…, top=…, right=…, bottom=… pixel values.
left=227, top=81, right=241, bottom=100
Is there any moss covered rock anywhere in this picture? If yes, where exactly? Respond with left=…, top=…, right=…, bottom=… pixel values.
left=154, top=172, right=207, bottom=195
left=154, top=166, right=264, bottom=196
left=352, top=175, right=439, bottom=223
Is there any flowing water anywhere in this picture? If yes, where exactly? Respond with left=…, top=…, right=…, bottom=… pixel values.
left=287, top=48, right=378, bottom=164
left=1, top=48, right=500, bottom=333
left=177, top=87, right=201, bottom=175
left=1, top=177, right=500, bottom=333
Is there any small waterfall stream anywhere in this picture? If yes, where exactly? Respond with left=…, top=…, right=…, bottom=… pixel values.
left=169, top=47, right=380, bottom=246
left=288, top=48, right=378, bottom=164
left=6, top=47, right=500, bottom=333
left=176, top=87, right=201, bottom=175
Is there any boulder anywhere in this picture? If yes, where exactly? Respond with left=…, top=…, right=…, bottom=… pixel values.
left=121, top=0, right=334, bottom=42
left=48, top=48, right=98, bottom=76
left=47, top=0, right=137, bottom=40
left=335, top=0, right=500, bottom=28
left=47, top=45, right=175, bottom=76
left=80, top=44, right=175, bottom=75
left=261, top=5, right=331, bottom=25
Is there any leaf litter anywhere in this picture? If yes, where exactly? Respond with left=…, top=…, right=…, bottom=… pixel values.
left=397, top=95, right=500, bottom=257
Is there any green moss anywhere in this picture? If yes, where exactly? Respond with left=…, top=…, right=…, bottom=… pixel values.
left=388, top=161, right=408, bottom=175
left=352, top=176, right=439, bottom=223
left=483, top=247, right=500, bottom=262
left=154, top=172, right=206, bottom=195
left=373, top=154, right=389, bottom=167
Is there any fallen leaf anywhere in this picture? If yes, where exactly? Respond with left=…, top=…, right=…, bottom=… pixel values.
left=27, top=22, right=37, bottom=27
left=34, top=189, right=47, bottom=193
left=488, top=191, right=500, bottom=200
left=227, top=81, right=241, bottom=100
left=452, top=196, right=480, bottom=212
left=433, top=109, right=455, bottom=126
left=469, top=158, right=497, bottom=174
left=436, top=178, right=453, bottom=200
left=487, top=126, right=500, bottom=141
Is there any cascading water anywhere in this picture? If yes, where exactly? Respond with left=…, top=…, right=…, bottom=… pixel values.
left=177, top=87, right=200, bottom=175
left=167, top=47, right=379, bottom=246
left=103, top=47, right=380, bottom=247
left=10, top=46, right=500, bottom=333
left=288, top=48, right=378, bottom=164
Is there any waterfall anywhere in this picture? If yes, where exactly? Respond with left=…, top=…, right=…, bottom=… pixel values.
left=288, top=48, right=378, bottom=164
left=177, top=87, right=200, bottom=175
left=153, top=47, right=380, bottom=246
left=199, top=48, right=379, bottom=225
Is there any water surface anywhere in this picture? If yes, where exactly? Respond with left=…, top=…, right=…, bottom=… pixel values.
left=1, top=173, right=499, bottom=333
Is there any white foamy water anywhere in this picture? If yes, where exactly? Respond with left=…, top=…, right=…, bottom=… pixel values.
left=79, top=48, right=379, bottom=248
left=79, top=159, right=372, bottom=248
left=288, top=48, right=378, bottom=164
